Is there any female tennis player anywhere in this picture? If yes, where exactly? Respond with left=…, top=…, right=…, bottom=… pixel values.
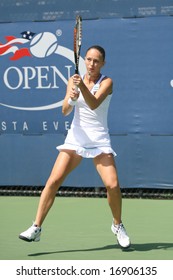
left=19, top=45, right=131, bottom=248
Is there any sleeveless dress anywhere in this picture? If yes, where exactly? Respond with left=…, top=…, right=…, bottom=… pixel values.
left=56, top=74, right=116, bottom=158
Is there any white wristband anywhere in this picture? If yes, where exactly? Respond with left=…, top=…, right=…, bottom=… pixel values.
left=68, top=98, right=77, bottom=106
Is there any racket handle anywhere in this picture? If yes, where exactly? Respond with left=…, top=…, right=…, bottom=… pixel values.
left=75, top=85, right=78, bottom=93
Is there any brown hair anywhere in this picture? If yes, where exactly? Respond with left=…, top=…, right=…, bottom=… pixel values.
left=85, top=45, right=105, bottom=61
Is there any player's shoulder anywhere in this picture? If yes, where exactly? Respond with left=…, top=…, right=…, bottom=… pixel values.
left=101, top=75, right=113, bottom=85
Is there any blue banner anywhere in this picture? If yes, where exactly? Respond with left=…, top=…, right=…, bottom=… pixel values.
left=1, top=17, right=173, bottom=188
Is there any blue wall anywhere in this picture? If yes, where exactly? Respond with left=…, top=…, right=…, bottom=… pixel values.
left=0, top=17, right=173, bottom=188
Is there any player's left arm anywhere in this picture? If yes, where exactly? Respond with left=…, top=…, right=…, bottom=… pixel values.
left=75, top=75, right=113, bottom=110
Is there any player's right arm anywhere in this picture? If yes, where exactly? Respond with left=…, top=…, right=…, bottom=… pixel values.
left=62, top=77, right=79, bottom=116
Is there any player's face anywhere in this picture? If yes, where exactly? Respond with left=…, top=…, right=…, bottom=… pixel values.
left=85, top=49, right=105, bottom=76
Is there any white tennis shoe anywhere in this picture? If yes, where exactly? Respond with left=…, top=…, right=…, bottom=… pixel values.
left=19, top=221, right=130, bottom=247
left=19, top=224, right=41, bottom=242
left=111, top=222, right=131, bottom=248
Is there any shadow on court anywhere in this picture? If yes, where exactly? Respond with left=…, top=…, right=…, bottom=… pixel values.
left=28, top=243, right=173, bottom=257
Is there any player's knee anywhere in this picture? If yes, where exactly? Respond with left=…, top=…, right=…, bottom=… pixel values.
left=45, top=175, right=62, bottom=191
left=105, top=179, right=119, bottom=192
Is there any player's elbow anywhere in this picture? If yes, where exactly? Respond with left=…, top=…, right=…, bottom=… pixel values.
left=90, top=105, right=98, bottom=110
left=89, top=102, right=100, bottom=110
left=62, top=108, right=68, bottom=116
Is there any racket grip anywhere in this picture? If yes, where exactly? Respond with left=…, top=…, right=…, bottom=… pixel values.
left=75, top=85, right=78, bottom=93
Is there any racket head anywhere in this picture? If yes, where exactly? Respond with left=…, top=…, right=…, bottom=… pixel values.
left=74, top=15, right=82, bottom=74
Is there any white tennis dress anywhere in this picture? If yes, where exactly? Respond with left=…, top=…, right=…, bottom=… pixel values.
left=57, top=74, right=116, bottom=158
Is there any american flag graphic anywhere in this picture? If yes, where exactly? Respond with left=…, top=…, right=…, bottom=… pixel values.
left=0, top=31, right=35, bottom=60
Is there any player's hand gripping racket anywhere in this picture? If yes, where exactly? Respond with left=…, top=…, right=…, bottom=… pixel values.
left=74, top=15, right=82, bottom=93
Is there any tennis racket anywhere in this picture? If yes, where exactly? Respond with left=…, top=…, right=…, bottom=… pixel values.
left=74, top=15, right=82, bottom=75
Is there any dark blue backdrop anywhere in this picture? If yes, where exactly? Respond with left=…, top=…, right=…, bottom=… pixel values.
left=1, top=17, right=173, bottom=188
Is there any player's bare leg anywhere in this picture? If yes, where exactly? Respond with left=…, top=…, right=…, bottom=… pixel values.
left=35, top=150, right=82, bottom=227
left=93, top=153, right=130, bottom=248
left=93, top=153, right=121, bottom=224
left=19, top=150, right=82, bottom=242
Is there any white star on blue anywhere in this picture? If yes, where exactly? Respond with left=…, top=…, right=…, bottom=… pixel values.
left=21, top=31, right=35, bottom=40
